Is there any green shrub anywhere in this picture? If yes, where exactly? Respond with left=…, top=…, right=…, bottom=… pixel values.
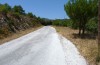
left=0, top=29, right=4, bottom=34
left=32, top=21, right=38, bottom=26
left=86, top=17, right=98, bottom=34
left=12, top=12, right=20, bottom=19
left=52, top=19, right=68, bottom=27
left=52, top=19, right=79, bottom=29
left=0, top=27, right=10, bottom=39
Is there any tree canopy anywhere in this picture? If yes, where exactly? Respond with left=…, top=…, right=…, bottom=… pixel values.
left=0, top=3, right=11, bottom=14
left=12, top=5, right=25, bottom=15
left=64, top=0, right=98, bottom=36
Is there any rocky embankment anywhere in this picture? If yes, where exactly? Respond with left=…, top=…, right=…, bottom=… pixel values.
left=0, top=13, right=40, bottom=39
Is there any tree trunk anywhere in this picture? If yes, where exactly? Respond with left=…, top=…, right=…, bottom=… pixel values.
left=98, top=0, right=100, bottom=62
left=82, top=26, right=85, bottom=36
left=79, top=21, right=82, bottom=36
left=79, top=26, right=81, bottom=36
left=82, top=20, right=86, bottom=37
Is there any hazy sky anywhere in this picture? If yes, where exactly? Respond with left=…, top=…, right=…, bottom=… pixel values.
left=0, top=0, right=69, bottom=19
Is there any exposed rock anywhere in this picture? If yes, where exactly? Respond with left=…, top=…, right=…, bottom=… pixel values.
left=0, top=13, right=40, bottom=39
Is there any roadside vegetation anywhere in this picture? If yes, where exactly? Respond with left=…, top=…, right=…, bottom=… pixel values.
left=0, top=26, right=42, bottom=45
left=64, top=0, right=99, bottom=64
left=64, top=0, right=98, bottom=37
left=0, top=3, right=43, bottom=39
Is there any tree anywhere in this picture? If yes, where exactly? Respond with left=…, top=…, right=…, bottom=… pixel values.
left=0, top=3, right=11, bottom=14
left=4, top=3, right=11, bottom=11
left=12, top=5, right=25, bottom=15
left=27, top=12, right=36, bottom=18
left=98, top=0, right=100, bottom=62
left=64, top=0, right=98, bottom=36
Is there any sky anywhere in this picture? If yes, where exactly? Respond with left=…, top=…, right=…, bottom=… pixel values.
left=0, top=0, right=69, bottom=19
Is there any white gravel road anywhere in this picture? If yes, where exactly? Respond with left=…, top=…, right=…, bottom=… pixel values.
left=0, top=26, right=88, bottom=65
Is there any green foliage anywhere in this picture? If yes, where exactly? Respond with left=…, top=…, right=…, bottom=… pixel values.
left=27, top=12, right=34, bottom=18
left=0, top=3, right=11, bottom=13
left=41, top=21, right=52, bottom=26
left=0, top=27, right=10, bottom=39
left=6, top=20, right=17, bottom=32
left=37, top=18, right=52, bottom=26
left=52, top=20, right=62, bottom=26
left=86, top=17, right=98, bottom=34
left=52, top=19, right=79, bottom=29
left=64, top=0, right=98, bottom=35
left=66, top=20, right=72, bottom=27
left=0, top=29, right=4, bottom=34
left=32, top=21, right=36, bottom=25
left=52, top=19, right=70, bottom=27
left=12, top=5, right=25, bottom=15
left=11, top=12, right=21, bottom=18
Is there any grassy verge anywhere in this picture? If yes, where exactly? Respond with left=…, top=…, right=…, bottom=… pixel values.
left=0, top=26, right=42, bottom=45
left=53, top=26, right=98, bottom=65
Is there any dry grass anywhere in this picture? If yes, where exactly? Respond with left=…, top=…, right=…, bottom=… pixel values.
left=0, top=26, right=42, bottom=45
left=53, top=26, right=98, bottom=65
